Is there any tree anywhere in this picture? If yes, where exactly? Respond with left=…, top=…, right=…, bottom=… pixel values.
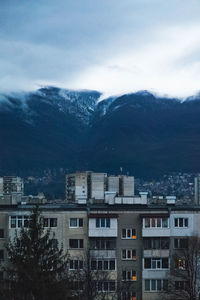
left=163, top=236, right=200, bottom=300
left=0, top=206, right=70, bottom=300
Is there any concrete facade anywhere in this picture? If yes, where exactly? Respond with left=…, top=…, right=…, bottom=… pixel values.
left=0, top=202, right=200, bottom=300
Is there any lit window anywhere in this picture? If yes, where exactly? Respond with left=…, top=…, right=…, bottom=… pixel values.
left=121, top=228, right=136, bottom=239
left=122, top=270, right=136, bottom=281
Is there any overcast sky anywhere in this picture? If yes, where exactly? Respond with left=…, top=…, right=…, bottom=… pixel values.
left=1, top=0, right=200, bottom=98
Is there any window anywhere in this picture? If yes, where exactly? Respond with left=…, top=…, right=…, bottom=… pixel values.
left=69, top=218, right=83, bottom=228
left=0, top=250, right=4, bottom=260
left=121, top=291, right=136, bottom=300
left=122, top=249, right=136, bottom=260
left=43, top=218, right=57, bottom=228
left=96, top=281, right=115, bottom=292
left=175, top=281, right=188, bottom=291
left=174, top=218, right=188, bottom=228
left=144, top=258, right=169, bottom=269
left=90, top=238, right=116, bottom=250
left=69, top=281, right=84, bottom=291
left=144, top=217, right=169, bottom=228
left=96, top=218, right=110, bottom=228
left=69, top=260, right=83, bottom=270
left=144, top=238, right=169, bottom=250
left=10, top=216, right=30, bottom=229
left=145, top=279, right=168, bottom=291
left=69, top=239, right=84, bottom=249
left=51, top=239, right=58, bottom=249
left=122, top=228, right=136, bottom=239
left=0, top=229, right=4, bottom=238
left=122, top=270, right=137, bottom=281
left=90, top=259, right=116, bottom=270
left=174, top=258, right=187, bottom=270
left=174, top=238, right=188, bottom=249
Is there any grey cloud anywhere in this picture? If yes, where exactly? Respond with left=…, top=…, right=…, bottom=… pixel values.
left=0, top=0, right=200, bottom=94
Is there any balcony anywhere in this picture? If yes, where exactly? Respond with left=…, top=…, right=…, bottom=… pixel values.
left=88, top=217, right=118, bottom=237
left=90, top=250, right=116, bottom=258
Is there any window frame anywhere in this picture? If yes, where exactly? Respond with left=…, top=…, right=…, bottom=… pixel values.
left=90, top=259, right=116, bottom=271
left=144, top=257, right=169, bottom=270
left=174, top=218, right=188, bottom=228
left=69, top=218, right=83, bottom=228
left=121, top=249, right=136, bottom=260
left=69, top=239, right=84, bottom=249
left=96, top=218, right=111, bottom=228
left=143, top=217, right=169, bottom=229
left=145, top=279, right=168, bottom=292
left=121, top=228, right=136, bottom=239
left=122, top=270, right=137, bottom=281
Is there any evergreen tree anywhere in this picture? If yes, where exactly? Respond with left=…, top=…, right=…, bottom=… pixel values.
left=1, top=206, right=70, bottom=300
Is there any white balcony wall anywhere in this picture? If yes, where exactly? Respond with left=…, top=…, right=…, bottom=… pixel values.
left=170, top=213, right=194, bottom=236
left=90, top=250, right=116, bottom=258
left=88, top=219, right=118, bottom=237
left=142, top=228, right=170, bottom=237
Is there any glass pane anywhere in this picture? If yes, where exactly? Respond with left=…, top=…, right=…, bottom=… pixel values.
left=152, top=260, right=156, bottom=269
left=122, top=250, right=126, bottom=259
left=96, top=219, right=100, bottom=228
left=157, top=218, right=161, bottom=227
left=79, top=260, right=83, bottom=269
left=101, top=218, right=105, bottom=227
left=18, top=216, right=22, bottom=228
left=157, top=280, right=161, bottom=290
left=106, top=218, right=110, bottom=228
left=110, top=282, right=115, bottom=291
left=127, top=229, right=131, bottom=238
left=122, top=229, right=126, bottom=238
left=162, top=258, right=169, bottom=269
left=179, top=218, right=183, bottom=227
left=184, top=218, right=188, bottom=227
left=79, top=218, right=83, bottom=227
left=151, top=218, right=156, bottom=227
left=163, top=280, right=168, bottom=291
left=79, top=239, right=84, bottom=248
left=74, top=260, right=78, bottom=269
left=104, top=260, right=108, bottom=270
left=144, top=258, right=151, bottom=269
left=11, top=217, right=16, bottom=228
left=132, top=229, right=136, bottom=238
left=162, top=218, right=168, bottom=228
left=70, top=218, right=77, bottom=227
left=161, top=238, right=169, bottom=249
left=145, top=218, right=150, bottom=228
left=152, top=280, right=156, bottom=290
left=110, top=260, right=115, bottom=270
left=98, top=260, right=102, bottom=270
left=145, top=280, right=150, bottom=291
left=91, top=260, right=96, bottom=270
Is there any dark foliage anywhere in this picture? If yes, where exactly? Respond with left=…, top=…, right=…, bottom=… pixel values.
left=0, top=207, right=70, bottom=300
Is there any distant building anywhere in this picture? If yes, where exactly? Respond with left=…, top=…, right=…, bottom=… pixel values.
left=194, top=174, right=200, bottom=205
left=66, top=171, right=135, bottom=204
left=3, top=176, right=24, bottom=195
left=0, top=176, right=24, bottom=205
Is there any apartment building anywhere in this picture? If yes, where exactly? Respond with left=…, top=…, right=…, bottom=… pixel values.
left=0, top=176, right=24, bottom=205
left=1, top=195, right=200, bottom=299
left=66, top=172, right=134, bottom=204
left=195, top=174, right=200, bottom=205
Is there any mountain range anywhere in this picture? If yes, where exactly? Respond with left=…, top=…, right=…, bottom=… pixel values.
left=0, top=86, right=199, bottom=178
